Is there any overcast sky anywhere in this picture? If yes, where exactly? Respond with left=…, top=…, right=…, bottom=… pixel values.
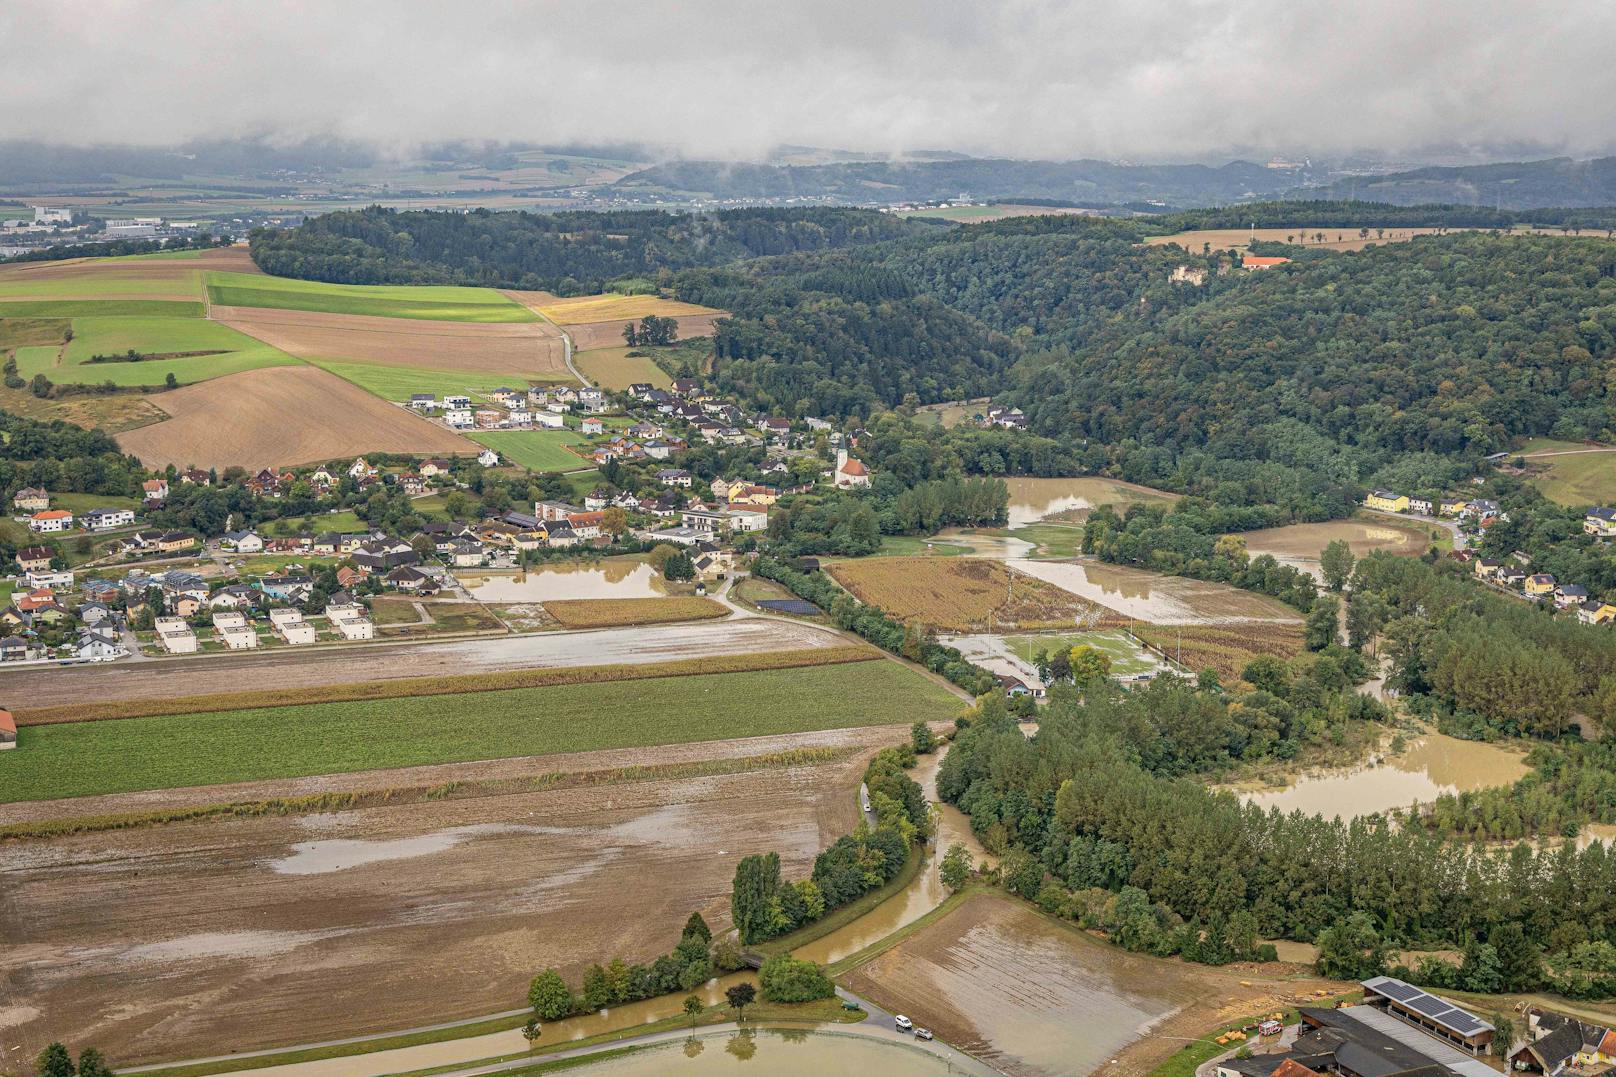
left=6, top=0, right=1614, bottom=162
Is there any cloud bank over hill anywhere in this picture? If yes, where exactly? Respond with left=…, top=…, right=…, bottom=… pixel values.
left=6, top=0, right=1614, bottom=162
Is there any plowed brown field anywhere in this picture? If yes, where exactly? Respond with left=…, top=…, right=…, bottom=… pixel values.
left=827, top=556, right=1124, bottom=632
left=500, top=290, right=726, bottom=349
left=117, top=364, right=476, bottom=469
left=567, top=312, right=725, bottom=349
left=0, top=245, right=258, bottom=300
left=213, top=305, right=569, bottom=376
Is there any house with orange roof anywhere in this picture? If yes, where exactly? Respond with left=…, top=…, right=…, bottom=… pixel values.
left=28, top=509, right=73, bottom=533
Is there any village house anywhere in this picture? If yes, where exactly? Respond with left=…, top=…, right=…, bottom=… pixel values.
left=567, top=511, right=605, bottom=540
left=326, top=600, right=375, bottom=640
left=0, top=638, right=36, bottom=663
left=1466, top=498, right=1502, bottom=521
left=180, top=467, right=211, bottom=486
left=212, top=610, right=259, bottom=650
left=1407, top=496, right=1434, bottom=515
left=1499, top=565, right=1529, bottom=588
left=444, top=394, right=472, bottom=410
left=419, top=459, right=452, bottom=479
left=1511, top=1007, right=1616, bottom=1073
left=1526, top=573, right=1557, bottom=598
left=220, top=530, right=264, bottom=553
left=408, top=393, right=436, bottom=410
left=1554, top=583, right=1590, bottom=609
left=16, top=546, right=53, bottom=573
left=478, top=448, right=500, bottom=467
left=74, top=627, right=124, bottom=661
left=157, top=531, right=197, bottom=554
left=399, top=473, right=428, bottom=495
left=1586, top=508, right=1616, bottom=538
left=82, top=507, right=135, bottom=532
left=28, top=509, right=74, bottom=533
left=208, top=583, right=259, bottom=610
left=0, top=708, right=14, bottom=750
left=1364, top=489, right=1409, bottom=513
left=578, top=387, right=606, bottom=412
left=387, top=564, right=437, bottom=590
left=142, top=478, right=169, bottom=502
left=1579, top=600, right=1616, bottom=626
left=257, top=573, right=315, bottom=604
left=579, top=416, right=605, bottom=435
left=1439, top=497, right=1468, bottom=516
left=444, top=407, right=474, bottom=429
left=12, top=487, right=49, bottom=512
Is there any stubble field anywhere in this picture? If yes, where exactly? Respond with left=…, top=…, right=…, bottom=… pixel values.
left=826, top=556, right=1127, bottom=632
left=116, top=364, right=476, bottom=469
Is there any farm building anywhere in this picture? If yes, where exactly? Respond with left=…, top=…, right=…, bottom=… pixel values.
left=1512, top=1008, right=1616, bottom=1073
left=1359, top=976, right=1494, bottom=1055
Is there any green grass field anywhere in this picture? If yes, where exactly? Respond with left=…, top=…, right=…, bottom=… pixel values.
left=876, top=534, right=969, bottom=556
left=1002, top=629, right=1163, bottom=677
left=0, top=299, right=203, bottom=319
left=1521, top=441, right=1616, bottom=507
left=1008, top=521, right=1087, bottom=558
left=471, top=429, right=590, bottom=471
left=308, top=358, right=566, bottom=402
left=264, top=509, right=368, bottom=534
left=0, top=275, right=202, bottom=299
left=51, top=491, right=142, bottom=512
left=14, top=315, right=298, bottom=386
left=206, top=271, right=535, bottom=322
left=0, top=662, right=958, bottom=802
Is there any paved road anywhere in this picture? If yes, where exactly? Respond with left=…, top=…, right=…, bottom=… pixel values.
left=1360, top=506, right=1467, bottom=551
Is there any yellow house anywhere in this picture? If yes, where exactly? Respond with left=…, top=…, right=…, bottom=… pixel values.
left=1365, top=489, right=1410, bottom=513
left=1525, top=573, right=1557, bottom=597
left=1586, top=509, right=1616, bottom=537
left=1439, top=498, right=1468, bottom=517
left=1579, top=601, right=1616, bottom=626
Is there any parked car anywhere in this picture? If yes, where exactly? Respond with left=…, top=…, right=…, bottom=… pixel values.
left=895, top=1015, right=913, bottom=1032
left=914, top=1028, right=934, bottom=1041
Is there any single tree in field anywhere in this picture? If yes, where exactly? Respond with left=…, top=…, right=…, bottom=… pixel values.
left=1319, top=539, right=1355, bottom=591
left=726, top=982, right=757, bottom=1022
left=683, top=994, right=705, bottom=1028
left=38, top=1044, right=75, bottom=1077
left=910, top=720, right=936, bottom=754
left=683, top=911, right=712, bottom=944
left=521, top=1017, right=542, bottom=1050
left=528, top=968, right=575, bottom=1021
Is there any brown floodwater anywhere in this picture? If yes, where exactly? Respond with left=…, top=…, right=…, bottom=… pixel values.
left=1239, top=519, right=1435, bottom=579
left=1010, top=559, right=1301, bottom=625
left=566, top=1029, right=995, bottom=1075
left=792, top=747, right=994, bottom=967
left=464, top=559, right=668, bottom=602
left=1003, top=476, right=1176, bottom=529
left=1232, top=732, right=1529, bottom=820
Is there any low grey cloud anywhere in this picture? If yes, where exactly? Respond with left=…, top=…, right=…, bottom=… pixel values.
left=5, top=0, right=1614, bottom=161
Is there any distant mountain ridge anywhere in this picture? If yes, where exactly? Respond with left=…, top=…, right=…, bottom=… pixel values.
left=1293, top=156, right=1616, bottom=209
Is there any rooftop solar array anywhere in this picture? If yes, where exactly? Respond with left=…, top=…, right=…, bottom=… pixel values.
left=1361, top=977, right=1494, bottom=1038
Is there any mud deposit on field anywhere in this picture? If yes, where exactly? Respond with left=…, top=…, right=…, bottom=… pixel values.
left=1239, top=517, right=1437, bottom=577
left=0, top=740, right=874, bottom=1065
left=1, top=616, right=841, bottom=712
left=1003, top=476, right=1177, bottom=528
left=843, top=894, right=1200, bottom=1077
left=464, top=560, right=668, bottom=601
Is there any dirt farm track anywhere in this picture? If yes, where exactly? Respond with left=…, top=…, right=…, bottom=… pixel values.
left=0, top=729, right=890, bottom=1066
left=0, top=616, right=846, bottom=712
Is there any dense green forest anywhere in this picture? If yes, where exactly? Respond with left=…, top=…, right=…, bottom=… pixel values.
left=249, top=205, right=915, bottom=293
left=940, top=691, right=1616, bottom=993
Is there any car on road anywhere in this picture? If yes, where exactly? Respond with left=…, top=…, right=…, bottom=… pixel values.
left=895, top=1014, right=913, bottom=1032
left=914, top=1027, right=934, bottom=1041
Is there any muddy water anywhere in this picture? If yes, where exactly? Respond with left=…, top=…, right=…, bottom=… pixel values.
left=268, top=823, right=558, bottom=875
left=792, top=748, right=993, bottom=966
left=1239, top=519, right=1434, bottom=579
left=932, top=527, right=1035, bottom=559
left=1232, top=732, right=1529, bottom=820
left=568, top=1029, right=992, bottom=1074
left=465, top=560, right=668, bottom=602
left=1003, top=476, right=1175, bottom=528
left=1010, top=558, right=1299, bottom=625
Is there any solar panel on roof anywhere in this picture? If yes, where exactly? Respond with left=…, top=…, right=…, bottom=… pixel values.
left=1375, top=981, right=1422, bottom=1002
left=1405, top=995, right=1457, bottom=1020
left=1447, top=1016, right=1484, bottom=1034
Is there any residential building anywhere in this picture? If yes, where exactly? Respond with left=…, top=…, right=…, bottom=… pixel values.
left=269, top=607, right=317, bottom=645
left=142, top=478, right=169, bottom=502
left=1585, top=508, right=1616, bottom=538
left=154, top=616, right=198, bottom=654
left=1526, top=573, right=1557, bottom=597
left=578, top=387, right=606, bottom=412
left=725, top=507, right=768, bottom=533
left=1554, top=583, right=1590, bottom=609
left=16, top=546, right=53, bottom=573
left=1578, top=600, right=1616, bottom=626
left=157, top=531, right=197, bottom=554
left=1364, top=489, right=1409, bottom=513
left=444, top=408, right=473, bottom=429
left=1406, top=497, right=1434, bottom=515
left=443, top=394, right=471, bottom=409
left=82, top=507, right=135, bottom=531
left=419, top=459, right=452, bottom=478
left=0, top=709, right=16, bottom=750
left=1439, top=498, right=1468, bottom=517
left=26, top=568, right=73, bottom=590
left=221, top=530, right=264, bottom=553
left=580, top=416, right=604, bottom=435
left=1511, top=1008, right=1616, bottom=1073
left=12, top=487, right=49, bottom=512
left=534, top=410, right=565, bottom=429
left=477, top=448, right=500, bottom=467
left=74, top=628, right=123, bottom=661
left=408, top=393, right=436, bottom=410
left=28, top=509, right=74, bottom=533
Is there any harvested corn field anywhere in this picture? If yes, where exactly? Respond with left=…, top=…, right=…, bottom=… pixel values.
left=506, top=290, right=721, bottom=324
left=1131, top=622, right=1305, bottom=683
left=116, top=364, right=477, bottom=469
left=826, top=556, right=1124, bottom=632
left=564, top=312, right=724, bottom=350
left=542, top=596, right=731, bottom=628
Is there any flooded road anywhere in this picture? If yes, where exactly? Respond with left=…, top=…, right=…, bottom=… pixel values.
left=1010, top=559, right=1301, bottom=625
left=465, top=560, right=668, bottom=602
left=1229, top=730, right=1529, bottom=820
left=793, top=747, right=993, bottom=967
left=565, top=1029, right=993, bottom=1074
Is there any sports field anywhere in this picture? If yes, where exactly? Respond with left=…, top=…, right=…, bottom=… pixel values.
left=0, top=661, right=959, bottom=802
left=206, top=271, right=536, bottom=322
left=1002, top=629, right=1163, bottom=677
left=469, top=429, right=590, bottom=471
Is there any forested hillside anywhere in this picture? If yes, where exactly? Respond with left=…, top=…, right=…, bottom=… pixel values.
left=249, top=205, right=918, bottom=293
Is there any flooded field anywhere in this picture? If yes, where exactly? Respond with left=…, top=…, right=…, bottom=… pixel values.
left=942, top=629, right=1169, bottom=688
left=844, top=893, right=1202, bottom=1077
left=1231, top=730, right=1530, bottom=820
left=1003, top=476, right=1178, bottom=528
left=567, top=1030, right=993, bottom=1075
left=1010, top=559, right=1303, bottom=625
left=464, top=559, right=668, bottom=602
left=0, top=737, right=877, bottom=1065
left=793, top=747, right=994, bottom=967
left=1240, top=517, right=1439, bottom=576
